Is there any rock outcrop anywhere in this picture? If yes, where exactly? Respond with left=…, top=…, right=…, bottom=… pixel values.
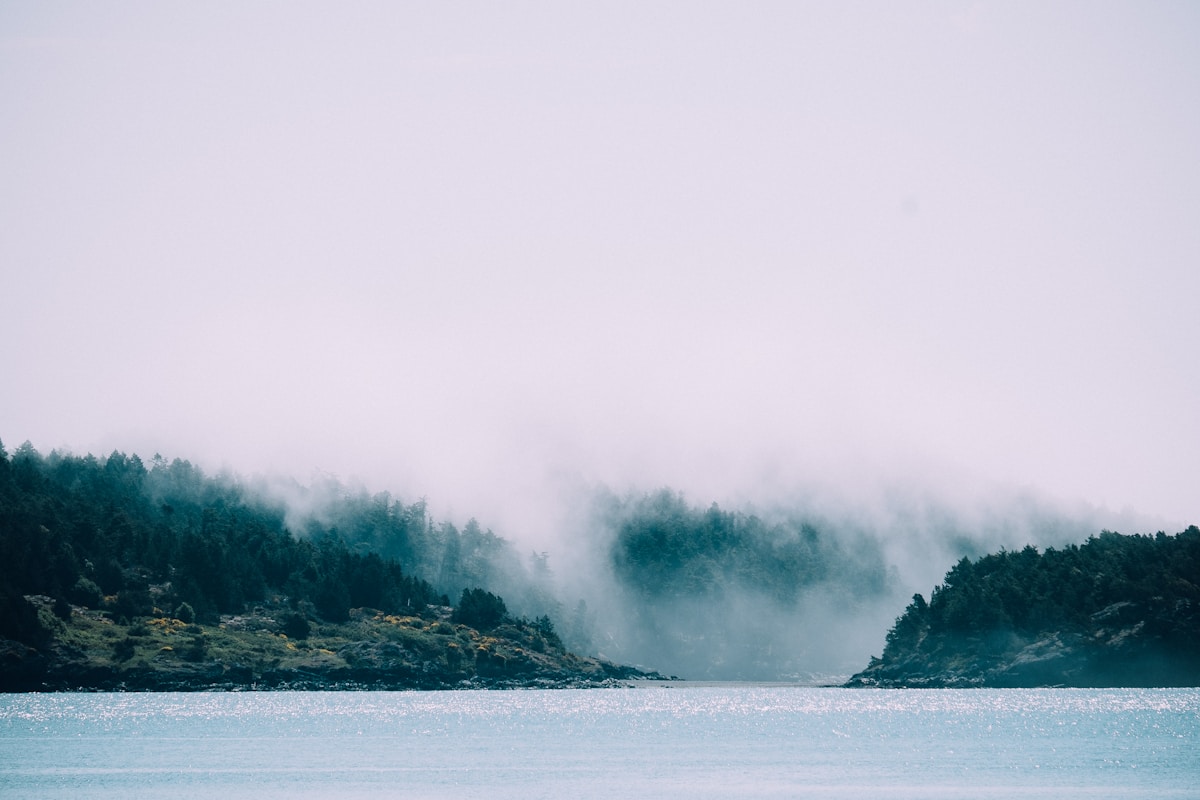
left=0, top=603, right=665, bottom=692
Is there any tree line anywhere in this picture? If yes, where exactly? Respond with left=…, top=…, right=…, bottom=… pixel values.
left=874, top=527, right=1200, bottom=672
left=592, top=489, right=895, bottom=678
left=607, top=489, right=891, bottom=605
left=0, top=441, right=452, bottom=643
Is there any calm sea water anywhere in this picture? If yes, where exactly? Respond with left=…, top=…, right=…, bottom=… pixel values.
left=1, top=686, right=1196, bottom=799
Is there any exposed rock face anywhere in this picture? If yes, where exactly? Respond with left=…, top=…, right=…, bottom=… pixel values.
left=847, top=599, right=1200, bottom=688
left=0, top=605, right=666, bottom=692
left=1, top=638, right=653, bottom=692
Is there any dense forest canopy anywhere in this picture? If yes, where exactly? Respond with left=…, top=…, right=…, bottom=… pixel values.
left=0, top=441, right=457, bottom=643
left=0, top=441, right=657, bottom=691
left=608, top=489, right=890, bottom=604
left=854, top=527, right=1200, bottom=686
left=277, top=481, right=560, bottom=627
left=0, top=439, right=903, bottom=679
left=5, top=438, right=1194, bottom=685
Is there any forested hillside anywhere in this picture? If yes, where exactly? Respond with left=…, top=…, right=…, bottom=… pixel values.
left=274, top=483, right=560, bottom=630
left=849, top=528, right=1200, bottom=687
left=0, top=440, right=639, bottom=690
left=586, top=490, right=895, bottom=679
left=9, top=438, right=1192, bottom=688
left=0, top=441, right=446, bottom=637
left=0, top=440, right=903, bottom=682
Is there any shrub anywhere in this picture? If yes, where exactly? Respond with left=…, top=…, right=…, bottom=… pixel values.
left=174, top=602, right=196, bottom=624
left=532, top=615, right=563, bottom=650
left=113, top=636, right=136, bottom=662
left=452, top=588, right=508, bottom=631
left=52, top=596, right=72, bottom=621
left=280, top=611, right=310, bottom=640
left=69, top=578, right=103, bottom=608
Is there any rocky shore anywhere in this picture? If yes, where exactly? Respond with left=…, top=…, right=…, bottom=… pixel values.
left=845, top=598, right=1199, bottom=688
left=0, top=600, right=664, bottom=693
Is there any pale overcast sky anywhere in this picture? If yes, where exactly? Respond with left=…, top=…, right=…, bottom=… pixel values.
left=3, top=2, right=1198, bottom=536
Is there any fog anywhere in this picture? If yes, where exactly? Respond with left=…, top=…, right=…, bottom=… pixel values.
left=527, top=477, right=1165, bottom=678
left=239, top=464, right=1170, bottom=679
left=3, top=4, right=1199, bottom=675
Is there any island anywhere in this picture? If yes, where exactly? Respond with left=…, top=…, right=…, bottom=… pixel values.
left=847, top=527, right=1200, bottom=687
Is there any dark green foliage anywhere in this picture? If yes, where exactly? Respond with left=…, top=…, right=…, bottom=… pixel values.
left=0, top=443, right=443, bottom=638
left=280, top=611, right=311, bottom=640
left=608, top=490, right=889, bottom=605
left=867, top=528, right=1200, bottom=685
left=0, top=589, right=47, bottom=646
left=302, top=488, right=555, bottom=627
left=452, top=588, right=509, bottom=631
left=111, top=588, right=154, bottom=621
left=532, top=614, right=563, bottom=650
left=895, top=530, right=1200, bottom=645
left=70, top=577, right=103, bottom=608
left=173, top=602, right=195, bottom=624
left=52, top=595, right=72, bottom=621
left=113, top=635, right=136, bottom=662
left=182, top=632, right=207, bottom=662
left=884, top=593, right=928, bottom=654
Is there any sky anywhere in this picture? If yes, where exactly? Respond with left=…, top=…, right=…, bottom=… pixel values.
left=3, top=2, right=1199, bottom=543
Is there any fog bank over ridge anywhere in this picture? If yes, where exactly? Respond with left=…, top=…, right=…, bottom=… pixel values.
left=535, top=472, right=1169, bottom=678
left=3, top=433, right=1184, bottom=678
left=3, top=0, right=1197, bottom=665
left=253, top=445, right=1179, bottom=678
left=75, top=417, right=1189, bottom=577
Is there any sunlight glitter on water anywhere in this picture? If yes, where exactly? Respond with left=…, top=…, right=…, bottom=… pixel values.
left=2, top=687, right=1197, bottom=800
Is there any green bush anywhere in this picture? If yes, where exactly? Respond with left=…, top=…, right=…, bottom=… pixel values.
left=70, top=578, right=103, bottom=608
left=452, top=588, right=508, bottom=631
left=280, top=611, right=311, bottom=640
left=174, top=602, right=196, bottom=624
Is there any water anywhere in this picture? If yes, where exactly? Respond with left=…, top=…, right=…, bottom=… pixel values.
left=1, top=686, right=1196, bottom=799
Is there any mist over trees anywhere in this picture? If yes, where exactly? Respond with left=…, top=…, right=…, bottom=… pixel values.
left=262, top=479, right=561, bottom=624
left=557, top=489, right=897, bottom=679
left=0, top=441, right=573, bottom=653
left=3, top=438, right=1180, bottom=683
left=0, top=442, right=448, bottom=643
